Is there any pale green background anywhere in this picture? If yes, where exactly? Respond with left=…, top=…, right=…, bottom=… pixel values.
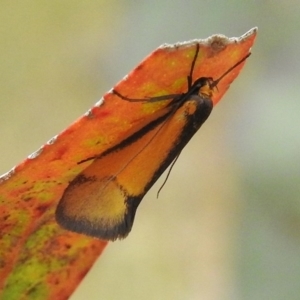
left=1, top=1, right=299, bottom=300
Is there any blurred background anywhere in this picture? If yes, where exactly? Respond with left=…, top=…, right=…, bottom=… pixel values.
left=0, top=1, right=299, bottom=299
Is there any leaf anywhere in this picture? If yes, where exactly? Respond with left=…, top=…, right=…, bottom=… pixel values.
left=0, top=28, right=257, bottom=299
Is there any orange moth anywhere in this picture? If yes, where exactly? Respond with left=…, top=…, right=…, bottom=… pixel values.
left=56, top=29, right=256, bottom=240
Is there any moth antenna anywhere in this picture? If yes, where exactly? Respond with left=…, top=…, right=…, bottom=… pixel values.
left=211, top=52, right=251, bottom=88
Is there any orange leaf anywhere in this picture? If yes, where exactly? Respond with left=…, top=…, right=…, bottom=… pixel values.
left=0, top=28, right=257, bottom=299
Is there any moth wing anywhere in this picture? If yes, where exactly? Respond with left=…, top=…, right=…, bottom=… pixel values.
left=56, top=97, right=212, bottom=240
